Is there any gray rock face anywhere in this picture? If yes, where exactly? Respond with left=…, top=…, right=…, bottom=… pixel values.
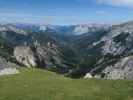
left=95, top=22, right=133, bottom=79
left=13, top=42, right=68, bottom=72
left=84, top=56, right=133, bottom=80
left=0, top=57, right=19, bottom=76
left=102, top=56, right=133, bottom=79
left=100, top=22, right=133, bottom=56
left=35, top=43, right=63, bottom=68
left=74, top=24, right=110, bottom=35
left=0, top=57, right=18, bottom=70
left=83, top=21, right=133, bottom=80
left=34, top=42, right=69, bottom=71
left=14, top=46, right=38, bottom=68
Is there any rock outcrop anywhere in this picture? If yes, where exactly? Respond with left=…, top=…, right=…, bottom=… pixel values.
left=84, top=73, right=93, bottom=79
left=0, top=68, right=19, bottom=76
left=0, top=57, right=19, bottom=76
left=14, top=46, right=38, bottom=68
left=13, top=42, right=68, bottom=73
left=102, top=56, right=133, bottom=79
left=100, top=22, right=133, bottom=56
left=81, top=21, right=133, bottom=80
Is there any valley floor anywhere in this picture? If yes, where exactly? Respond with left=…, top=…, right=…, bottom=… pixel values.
left=0, top=68, right=133, bottom=100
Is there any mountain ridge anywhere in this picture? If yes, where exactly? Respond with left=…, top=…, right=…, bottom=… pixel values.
left=0, top=21, right=133, bottom=79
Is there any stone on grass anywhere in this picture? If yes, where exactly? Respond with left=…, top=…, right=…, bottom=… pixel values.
left=0, top=68, right=19, bottom=76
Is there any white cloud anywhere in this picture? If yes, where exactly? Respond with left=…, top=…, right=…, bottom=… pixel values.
left=97, top=0, right=133, bottom=7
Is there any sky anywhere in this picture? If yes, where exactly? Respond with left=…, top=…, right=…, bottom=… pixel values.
left=0, top=0, right=133, bottom=25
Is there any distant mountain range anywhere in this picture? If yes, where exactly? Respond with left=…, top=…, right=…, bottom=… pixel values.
left=1, top=21, right=133, bottom=79
left=5, top=23, right=110, bottom=35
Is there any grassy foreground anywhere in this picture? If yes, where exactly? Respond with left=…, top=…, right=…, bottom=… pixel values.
left=0, top=68, right=133, bottom=100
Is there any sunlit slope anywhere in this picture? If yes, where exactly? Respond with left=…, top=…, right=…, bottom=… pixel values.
left=0, top=68, right=133, bottom=100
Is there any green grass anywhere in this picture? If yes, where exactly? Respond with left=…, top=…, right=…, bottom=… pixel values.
left=0, top=68, right=133, bottom=100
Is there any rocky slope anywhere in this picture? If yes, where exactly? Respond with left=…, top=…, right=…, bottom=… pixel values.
left=82, top=21, right=133, bottom=79
left=0, top=24, right=74, bottom=74
left=1, top=22, right=133, bottom=79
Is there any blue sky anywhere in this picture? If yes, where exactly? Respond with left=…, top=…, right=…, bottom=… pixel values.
left=0, top=0, right=133, bottom=25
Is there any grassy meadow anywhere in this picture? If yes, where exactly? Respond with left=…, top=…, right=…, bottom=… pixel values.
left=0, top=68, right=133, bottom=100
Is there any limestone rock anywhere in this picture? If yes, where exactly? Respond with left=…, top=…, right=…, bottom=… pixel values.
left=103, top=56, right=133, bottom=79
left=14, top=46, right=38, bottom=68
left=84, top=73, right=93, bottom=79
left=13, top=44, right=68, bottom=72
left=0, top=68, right=19, bottom=76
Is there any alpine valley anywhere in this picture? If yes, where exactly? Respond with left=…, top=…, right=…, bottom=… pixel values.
left=1, top=21, right=133, bottom=80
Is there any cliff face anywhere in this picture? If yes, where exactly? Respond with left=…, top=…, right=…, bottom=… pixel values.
left=13, top=42, right=69, bottom=73
left=14, top=46, right=38, bottom=68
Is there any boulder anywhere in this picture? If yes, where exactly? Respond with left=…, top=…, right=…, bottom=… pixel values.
left=0, top=68, right=19, bottom=76
left=84, top=73, right=93, bottom=79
